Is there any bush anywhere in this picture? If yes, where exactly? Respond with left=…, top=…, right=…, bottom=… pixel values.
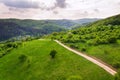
left=18, top=54, right=27, bottom=62
left=81, top=47, right=86, bottom=52
left=108, top=37, right=117, bottom=43
left=50, top=50, right=57, bottom=59
left=113, top=62, right=120, bottom=69
left=70, top=44, right=79, bottom=49
left=6, top=43, right=13, bottom=48
left=4, top=43, right=18, bottom=49
left=12, top=43, right=18, bottom=48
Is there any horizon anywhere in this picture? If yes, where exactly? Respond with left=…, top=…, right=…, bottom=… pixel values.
left=0, top=0, right=120, bottom=20
left=0, top=17, right=102, bottom=20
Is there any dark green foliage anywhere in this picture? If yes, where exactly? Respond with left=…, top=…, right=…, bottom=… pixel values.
left=81, top=47, right=86, bottom=52
left=18, top=54, right=27, bottom=62
left=0, top=19, right=66, bottom=41
left=50, top=50, right=57, bottom=59
left=5, top=43, right=18, bottom=48
left=70, top=44, right=79, bottom=49
left=113, top=62, right=120, bottom=69
left=47, top=14, right=120, bottom=46
left=0, top=41, right=22, bottom=58
left=49, top=25, right=120, bottom=45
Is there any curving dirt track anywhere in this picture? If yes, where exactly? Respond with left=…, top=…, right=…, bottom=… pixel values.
left=55, top=40, right=117, bottom=76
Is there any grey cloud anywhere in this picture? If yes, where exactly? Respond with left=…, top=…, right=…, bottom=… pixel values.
left=75, top=11, right=89, bottom=17
left=9, top=7, right=28, bottom=13
left=41, top=0, right=67, bottom=10
left=79, top=0, right=85, bottom=3
left=94, top=9, right=100, bottom=13
left=0, top=0, right=67, bottom=11
left=55, top=0, right=67, bottom=8
left=83, top=11, right=89, bottom=16
left=0, top=0, right=39, bottom=8
left=53, top=11, right=59, bottom=14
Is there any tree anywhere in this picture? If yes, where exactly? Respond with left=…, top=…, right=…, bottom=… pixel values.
left=50, top=50, right=57, bottom=59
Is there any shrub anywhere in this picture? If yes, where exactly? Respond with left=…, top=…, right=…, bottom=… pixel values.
left=87, top=40, right=94, bottom=45
left=81, top=47, right=86, bottom=52
left=108, top=37, right=117, bottom=43
left=6, top=43, right=13, bottom=48
left=5, top=43, right=18, bottom=49
left=6, top=48, right=12, bottom=52
left=113, top=62, right=120, bottom=69
left=12, top=43, right=18, bottom=48
left=18, top=54, right=27, bottom=62
left=50, top=50, right=57, bottom=59
left=70, top=44, right=79, bottom=49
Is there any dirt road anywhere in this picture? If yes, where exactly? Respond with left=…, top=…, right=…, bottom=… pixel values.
left=55, top=40, right=117, bottom=76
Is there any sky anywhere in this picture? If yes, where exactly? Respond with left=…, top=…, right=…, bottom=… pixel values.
left=0, top=0, right=120, bottom=20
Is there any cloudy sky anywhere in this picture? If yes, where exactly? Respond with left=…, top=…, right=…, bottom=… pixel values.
left=0, top=0, right=120, bottom=20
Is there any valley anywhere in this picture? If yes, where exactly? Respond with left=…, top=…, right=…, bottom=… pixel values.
left=0, top=14, right=120, bottom=80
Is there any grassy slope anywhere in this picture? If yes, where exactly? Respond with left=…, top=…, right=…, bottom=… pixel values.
left=66, top=40, right=120, bottom=69
left=0, top=40, right=113, bottom=80
left=86, top=40, right=120, bottom=68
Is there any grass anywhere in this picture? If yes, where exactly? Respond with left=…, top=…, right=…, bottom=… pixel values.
left=67, top=40, right=120, bottom=69
left=0, top=40, right=114, bottom=80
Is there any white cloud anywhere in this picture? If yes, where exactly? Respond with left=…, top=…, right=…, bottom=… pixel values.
left=0, top=0, right=120, bottom=19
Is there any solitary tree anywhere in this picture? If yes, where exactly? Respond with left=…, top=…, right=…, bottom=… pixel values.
left=50, top=50, right=57, bottom=59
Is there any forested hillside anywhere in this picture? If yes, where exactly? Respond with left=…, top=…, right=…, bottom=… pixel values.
left=47, top=14, right=120, bottom=70
left=0, top=18, right=100, bottom=41
left=0, top=19, right=66, bottom=41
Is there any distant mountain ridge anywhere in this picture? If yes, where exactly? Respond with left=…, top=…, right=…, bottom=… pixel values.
left=48, top=14, right=120, bottom=44
left=72, top=18, right=100, bottom=24
left=87, top=14, right=120, bottom=27
left=0, top=18, right=100, bottom=41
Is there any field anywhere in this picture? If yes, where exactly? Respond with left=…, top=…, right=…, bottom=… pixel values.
left=0, top=40, right=114, bottom=80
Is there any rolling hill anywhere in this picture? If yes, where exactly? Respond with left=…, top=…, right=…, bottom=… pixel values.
left=0, top=19, right=66, bottom=41
left=87, top=14, right=120, bottom=27
left=0, top=18, right=100, bottom=41
left=47, top=14, right=120, bottom=70
left=0, top=40, right=114, bottom=80
left=72, top=18, right=100, bottom=24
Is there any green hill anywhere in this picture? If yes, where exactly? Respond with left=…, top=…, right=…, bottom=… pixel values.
left=0, top=18, right=100, bottom=41
left=47, top=14, right=120, bottom=70
left=0, top=19, right=66, bottom=41
left=88, top=14, right=120, bottom=27
left=0, top=40, right=114, bottom=80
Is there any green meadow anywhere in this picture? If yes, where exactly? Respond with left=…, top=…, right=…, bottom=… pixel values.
left=0, top=40, right=114, bottom=80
